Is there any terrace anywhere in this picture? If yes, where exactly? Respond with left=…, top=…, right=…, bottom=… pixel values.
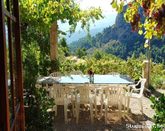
left=0, top=0, right=165, bottom=131
left=36, top=73, right=156, bottom=131
left=53, top=94, right=155, bottom=131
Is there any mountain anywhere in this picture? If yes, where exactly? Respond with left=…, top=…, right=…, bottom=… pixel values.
left=69, top=6, right=165, bottom=64
left=66, top=27, right=104, bottom=43
left=63, top=13, right=116, bottom=43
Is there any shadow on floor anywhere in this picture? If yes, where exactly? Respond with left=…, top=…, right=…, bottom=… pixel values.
left=53, top=107, right=152, bottom=131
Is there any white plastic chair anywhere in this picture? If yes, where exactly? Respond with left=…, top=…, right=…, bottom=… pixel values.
left=49, top=72, right=62, bottom=77
left=120, top=86, right=132, bottom=114
left=102, top=86, right=123, bottom=123
left=75, top=85, right=95, bottom=124
left=97, top=85, right=131, bottom=119
left=128, top=78, right=146, bottom=114
left=49, top=84, right=73, bottom=124
left=93, top=86, right=106, bottom=117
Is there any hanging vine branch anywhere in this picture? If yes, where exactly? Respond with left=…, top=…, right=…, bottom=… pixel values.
left=111, top=0, right=165, bottom=44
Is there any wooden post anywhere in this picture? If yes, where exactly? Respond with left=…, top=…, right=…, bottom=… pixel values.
left=50, top=21, right=58, bottom=60
left=13, top=0, right=25, bottom=130
left=142, top=60, right=150, bottom=88
left=0, top=0, right=10, bottom=130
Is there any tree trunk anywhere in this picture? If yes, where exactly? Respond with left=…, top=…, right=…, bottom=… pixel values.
left=50, top=21, right=58, bottom=61
left=50, top=21, right=59, bottom=72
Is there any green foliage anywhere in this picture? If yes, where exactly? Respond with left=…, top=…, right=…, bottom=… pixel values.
left=150, top=94, right=165, bottom=131
left=23, top=42, right=54, bottom=130
left=112, top=0, right=165, bottom=40
left=93, top=49, right=103, bottom=60
left=60, top=59, right=76, bottom=74
left=20, top=0, right=103, bottom=34
left=76, top=48, right=87, bottom=58
left=50, top=59, right=60, bottom=72
left=111, top=0, right=124, bottom=13
left=126, top=55, right=144, bottom=80
left=151, top=63, right=165, bottom=89
left=59, top=50, right=165, bottom=88
left=59, top=38, right=70, bottom=56
left=60, top=51, right=128, bottom=76
left=25, top=87, right=54, bottom=131
left=23, top=43, right=40, bottom=81
left=102, top=40, right=127, bottom=59
left=60, top=37, right=68, bottom=48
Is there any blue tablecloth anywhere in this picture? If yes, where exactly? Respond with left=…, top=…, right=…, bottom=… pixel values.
left=38, top=74, right=134, bottom=85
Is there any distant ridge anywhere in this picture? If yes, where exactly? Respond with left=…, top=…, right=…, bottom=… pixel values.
left=69, top=6, right=165, bottom=64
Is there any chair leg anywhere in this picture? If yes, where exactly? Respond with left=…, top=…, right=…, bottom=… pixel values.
left=118, top=100, right=122, bottom=118
left=123, top=97, right=127, bottom=113
left=94, top=100, right=97, bottom=117
left=101, top=95, right=104, bottom=116
left=90, top=104, right=94, bottom=124
left=101, top=103, right=103, bottom=116
left=105, top=104, right=108, bottom=124
left=127, top=97, right=130, bottom=113
left=76, top=103, right=80, bottom=124
left=54, top=105, right=57, bottom=116
left=72, top=101, right=75, bottom=117
left=64, top=104, right=68, bottom=124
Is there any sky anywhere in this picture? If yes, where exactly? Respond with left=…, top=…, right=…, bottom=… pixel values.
left=75, top=0, right=117, bottom=16
left=59, top=0, right=128, bottom=43
left=74, top=0, right=118, bottom=29
left=59, top=0, right=117, bottom=31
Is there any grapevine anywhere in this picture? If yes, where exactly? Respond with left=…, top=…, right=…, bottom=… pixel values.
left=111, top=0, right=165, bottom=40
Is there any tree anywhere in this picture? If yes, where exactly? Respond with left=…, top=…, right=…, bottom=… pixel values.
left=59, top=37, right=70, bottom=56
left=111, top=0, right=165, bottom=44
left=20, top=0, right=103, bottom=70
left=76, top=48, right=87, bottom=58
left=93, top=49, right=103, bottom=60
left=60, top=37, right=68, bottom=48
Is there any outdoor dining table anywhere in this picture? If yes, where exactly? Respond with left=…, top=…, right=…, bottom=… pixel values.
left=37, top=74, right=134, bottom=119
left=37, top=74, right=134, bottom=85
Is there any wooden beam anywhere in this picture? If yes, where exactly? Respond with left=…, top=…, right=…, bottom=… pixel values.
left=13, top=0, right=25, bottom=130
left=7, top=0, right=16, bottom=129
left=4, top=8, right=16, bottom=22
left=0, top=0, right=10, bottom=130
left=10, top=103, right=20, bottom=131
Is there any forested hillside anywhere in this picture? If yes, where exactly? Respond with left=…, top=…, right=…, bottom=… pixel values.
left=70, top=6, right=165, bottom=64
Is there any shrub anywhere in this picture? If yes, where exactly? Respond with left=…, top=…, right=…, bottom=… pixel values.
left=150, top=94, right=165, bottom=131
left=23, top=43, right=54, bottom=130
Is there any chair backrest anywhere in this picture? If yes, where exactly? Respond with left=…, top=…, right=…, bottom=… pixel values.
left=76, top=85, right=95, bottom=104
left=49, top=72, right=62, bottom=77
left=104, top=86, right=122, bottom=106
left=49, top=84, right=69, bottom=105
left=139, top=78, right=146, bottom=96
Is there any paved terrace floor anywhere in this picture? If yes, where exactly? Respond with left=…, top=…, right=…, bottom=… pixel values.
left=53, top=93, right=157, bottom=131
